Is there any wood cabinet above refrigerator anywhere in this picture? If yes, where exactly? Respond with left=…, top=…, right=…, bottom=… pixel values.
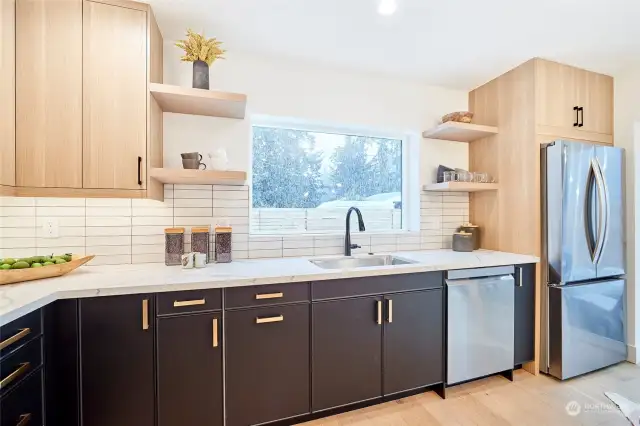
left=535, top=59, right=613, bottom=144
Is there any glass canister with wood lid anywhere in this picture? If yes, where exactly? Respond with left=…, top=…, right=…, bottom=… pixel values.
left=214, top=226, right=232, bottom=263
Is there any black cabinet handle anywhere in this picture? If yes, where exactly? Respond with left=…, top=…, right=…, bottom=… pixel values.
left=137, top=156, right=142, bottom=185
left=578, top=107, right=584, bottom=127
left=573, top=106, right=579, bottom=127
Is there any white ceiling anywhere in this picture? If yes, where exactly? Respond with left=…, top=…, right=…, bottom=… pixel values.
left=148, top=0, right=640, bottom=90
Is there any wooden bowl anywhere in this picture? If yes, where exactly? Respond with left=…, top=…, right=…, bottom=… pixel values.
left=442, top=111, right=473, bottom=124
left=0, top=255, right=95, bottom=286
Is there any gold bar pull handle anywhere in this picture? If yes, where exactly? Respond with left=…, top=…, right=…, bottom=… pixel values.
left=173, top=299, right=206, bottom=307
left=256, top=315, right=284, bottom=324
left=255, top=292, right=283, bottom=300
left=0, top=328, right=31, bottom=351
left=0, top=362, right=30, bottom=390
left=16, top=413, right=32, bottom=426
left=142, top=299, right=149, bottom=331
left=376, top=301, right=382, bottom=325
left=212, top=318, right=219, bottom=348
left=387, top=299, right=393, bottom=323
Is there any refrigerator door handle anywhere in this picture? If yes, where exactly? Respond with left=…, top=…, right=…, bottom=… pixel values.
left=592, top=158, right=608, bottom=265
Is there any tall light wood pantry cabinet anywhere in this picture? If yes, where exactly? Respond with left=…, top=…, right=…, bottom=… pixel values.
left=467, top=58, right=615, bottom=376
left=0, top=0, right=15, bottom=190
left=3, top=0, right=164, bottom=200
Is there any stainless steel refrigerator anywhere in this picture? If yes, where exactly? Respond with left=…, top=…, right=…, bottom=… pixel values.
left=541, top=140, right=627, bottom=380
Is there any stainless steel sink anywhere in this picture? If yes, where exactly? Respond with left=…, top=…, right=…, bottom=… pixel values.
left=309, top=255, right=416, bottom=270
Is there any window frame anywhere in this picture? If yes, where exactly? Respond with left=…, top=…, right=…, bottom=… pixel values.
left=249, top=115, right=415, bottom=236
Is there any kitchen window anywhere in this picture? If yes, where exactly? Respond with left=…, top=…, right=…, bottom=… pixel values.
left=251, top=119, right=407, bottom=234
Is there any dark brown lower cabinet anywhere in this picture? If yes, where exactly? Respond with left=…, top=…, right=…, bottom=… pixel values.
left=80, top=294, right=155, bottom=426
left=0, top=369, right=43, bottom=426
left=383, top=289, right=443, bottom=395
left=226, top=303, right=310, bottom=426
left=312, top=296, right=383, bottom=411
left=157, top=313, right=223, bottom=426
left=514, top=263, right=536, bottom=365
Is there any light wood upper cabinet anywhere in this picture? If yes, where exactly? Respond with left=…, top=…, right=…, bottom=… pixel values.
left=535, top=59, right=580, bottom=130
left=83, top=1, right=147, bottom=190
left=15, top=0, right=83, bottom=188
left=0, top=0, right=15, bottom=187
left=535, top=58, right=613, bottom=142
left=577, top=69, right=613, bottom=136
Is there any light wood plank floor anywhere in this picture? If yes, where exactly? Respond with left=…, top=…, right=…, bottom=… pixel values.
left=300, top=362, right=640, bottom=426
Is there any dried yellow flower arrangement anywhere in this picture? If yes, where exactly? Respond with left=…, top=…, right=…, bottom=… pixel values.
left=175, top=29, right=225, bottom=66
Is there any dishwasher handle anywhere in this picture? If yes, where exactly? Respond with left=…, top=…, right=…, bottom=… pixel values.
left=446, top=265, right=514, bottom=281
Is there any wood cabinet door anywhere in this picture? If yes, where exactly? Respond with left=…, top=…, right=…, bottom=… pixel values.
left=535, top=59, right=580, bottom=130
left=577, top=69, right=613, bottom=136
left=312, top=296, right=383, bottom=411
left=226, top=304, right=310, bottom=426
left=83, top=1, right=147, bottom=190
left=514, top=264, right=536, bottom=365
left=80, top=295, right=154, bottom=426
left=383, top=289, right=443, bottom=395
left=0, top=0, right=15, bottom=187
left=157, top=313, right=223, bottom=426
left=15, top=0, right=82, bottom=188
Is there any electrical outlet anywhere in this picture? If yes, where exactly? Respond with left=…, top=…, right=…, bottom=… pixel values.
left=42, top=218, right=59, bottom=238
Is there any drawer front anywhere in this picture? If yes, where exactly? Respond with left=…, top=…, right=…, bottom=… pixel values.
left=1, top=338, right=42, bottom=397
left=1, top=369, right=43, bottom=426
left=1, top=310, right=41, bottom=358
left=157, top=289, right=222, bottom=316
left=225, top=304, right=310, bottom=426
left=312, top=272, right=443, bottom=300
left=225, top=283, right=310, bottom=309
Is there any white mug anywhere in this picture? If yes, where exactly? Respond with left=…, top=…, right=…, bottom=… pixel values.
left=194, top=253, right=207, bottom=268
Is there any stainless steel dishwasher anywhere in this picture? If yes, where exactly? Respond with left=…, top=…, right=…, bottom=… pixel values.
left=446, top=266, right=515, bottom=385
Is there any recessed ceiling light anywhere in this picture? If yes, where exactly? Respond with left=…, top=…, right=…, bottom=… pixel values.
left=378, top=0, right=397, bottom=16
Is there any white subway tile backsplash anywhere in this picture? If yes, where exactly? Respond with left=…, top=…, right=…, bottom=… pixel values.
left=132, top=253, right=164, bottom=264
left=1, top=207, right=36, bottom=216
left=131, top=216, right=173, bottom=226
left=86, top=199, right=131, bottom=207
left=86, top=207, right=131, bottom=217
left=174, top=198, right=213, bottom=208
left=1, top=217, right=36, bottom=228
left=212, top=208, right=248, bottom=217
left=36, top=246, right=85, bottom=256
left=2, top=228, right=36, bottom=238
left=86, top=236, right=132, bottom=247
left=35, top=198, right=85, bottom=207
left=86, top=226, right=131, bottom=237
left=0, top=238, right=36, bottom=249
left=88, top=245, right=132, bottom=256
left=1, top=197, right=35, bottom=207
left=132, top=244, right=164, bottom=255
left=86, top=217, right=130, bottom=227
left=173, top=189, right=212, bottom=199
left=0, top=248, right=37, bottom=258
left=133, top=235, right=165, bottom=245
left=37, top=237, right=86, bottom=248
left=91, top=255, right=132, bottom=266
left=174, top=207, right=213, bottom=217
left=213, top=190, right=248, bottom=200
left=0, top=183, right=468, bottom=264
left=131, top=207, right=173, bottom=217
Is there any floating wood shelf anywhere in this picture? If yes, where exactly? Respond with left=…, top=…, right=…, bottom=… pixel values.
left=422, top=122, right=498, bottom=142
left=149, top=168, right=247, bottom=186
left=149, top=83, right=247, bottom=119
left=422, top=182, right=499, bottom=192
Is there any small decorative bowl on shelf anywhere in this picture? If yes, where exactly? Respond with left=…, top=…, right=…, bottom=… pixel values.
left=442, top=111, right=474, bottom=124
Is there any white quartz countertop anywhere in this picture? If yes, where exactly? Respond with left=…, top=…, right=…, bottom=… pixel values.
left=0, top=250, right=539, bottom=326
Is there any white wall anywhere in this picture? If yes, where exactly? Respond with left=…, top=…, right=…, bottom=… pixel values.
left=614, top=69, right=640, bottom=363
left=162, top=47, right=469, bottom=186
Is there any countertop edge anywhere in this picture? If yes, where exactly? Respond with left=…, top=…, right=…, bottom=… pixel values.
left=0, top=250, right=540, bottom=326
